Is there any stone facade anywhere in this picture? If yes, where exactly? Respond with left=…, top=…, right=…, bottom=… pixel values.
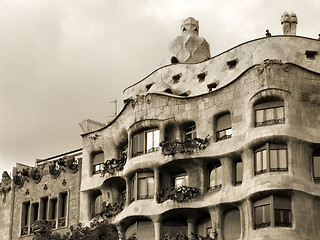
left=1, top=16, right=320, bottom=240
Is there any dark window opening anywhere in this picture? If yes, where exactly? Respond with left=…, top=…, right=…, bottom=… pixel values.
left=305, top=50, right=317, bottom=59
left=194, top=27, right=198, bottom=32
left=40, top=197, right=48, bottom=220
left=182, top=27, right=187, bottom=31
left=179, top=92, right=189, bottom=97
left=145, top=83, right=154, bottom=91
left=172, top=74, right=182, bottom=83
left=197, top=72, right=207, bottom=82
left=216, top=113, right=232, bottom=141
left=313, top=154, right=320, bottom=181
left=207, top=82, right=218, bottom=92
left=164, top=88, right=173, bottom=94
left=235, top=161, right=243, bottom=185
left=227, top=59, right=238, bottom=69
left=171, top=56, right=179, bottom=64
left=92, top=152, right=104, bottom=175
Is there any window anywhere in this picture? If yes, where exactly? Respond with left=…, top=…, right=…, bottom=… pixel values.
left=21, top=201, right=30, bottom=236
left=125, top=221, right=155, bottom=240
left=209, top=165, right=222, bottom=190
left=40, top=197, right=48, bottom=220
left=92, top=152, right=104, bottom=174
left=131, top=172, right=155, bottom=202
left=254, top=100, right=284, bottom=127
left=91, top=193, right=103, bottom=218
left=174, top=174, right=188, bottom=188
left=223, top=209, right=241, bottom=240
left=185, top=125, right=196, bottom=139
left=163, top=220, right=187, bottom=239
left=255, top=143, right=287, bottom=175
left=58, top=192, right=68, bottom=227
left=313, top=154, right=320, bottom=180
left=216, top=113, right=232, bottom=141
left=49, top=198, right=57, bottom=229
left=254, top=195, right=291, bottom=229
left=132, top=129, right=160, bottom=157
left=31, top=202, right=39, bottom=224
left=235, top=161, right=243, bottom=185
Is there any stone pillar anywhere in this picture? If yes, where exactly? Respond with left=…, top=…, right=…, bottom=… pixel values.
left=79, top=191, right=91, bottom=226
left=154, top=222, right=161, bottom=240
left=127, top=128, right=132, bottom=159
left=125, top=176, right=131, bottom=206
left=221, top=157, right=233, bottom=187
left=187, top=220, right=196, bottom=237
left=242, top=148, right=254, bottom=184
left=159, top=122, right=166, bottom=143
left=154, top=168, right=160, bottom=201
left=209, top=206, right=222, bottom=240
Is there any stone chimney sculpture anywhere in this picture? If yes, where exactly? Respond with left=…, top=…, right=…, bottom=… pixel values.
left=169, top=17, right=211, bottom=64
left=281, top=12, right=298, bottom=35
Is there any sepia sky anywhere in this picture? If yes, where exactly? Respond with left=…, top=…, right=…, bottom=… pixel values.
left=1, top=0, right=320, bottom=174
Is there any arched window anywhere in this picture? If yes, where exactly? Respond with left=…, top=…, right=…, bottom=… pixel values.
left=254, top=100, right=284, bottom=127
left=255, top=143, right=287, bottom=175
left=223, top=208, right=241, bottom=240
left=92, top=152, right=104, bottom=175
left=209, top=164, right=222, bottom=190
left=254, top=195, right=291, bottom=229
left=91, top=192, right=102, bottom=218
left=216, top=113, right=232, bottom=141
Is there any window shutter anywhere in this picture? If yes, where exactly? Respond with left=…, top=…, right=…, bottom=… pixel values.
left=217, top=114, right=231, bottom=131
left=93, top=153, right=104, bottom=165
left=254, top=101, right=284, bottom=110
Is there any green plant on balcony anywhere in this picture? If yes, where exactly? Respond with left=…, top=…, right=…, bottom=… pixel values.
left=156, top=185, right=199, bottom=203
left=160, top=136, right=209, bottom=156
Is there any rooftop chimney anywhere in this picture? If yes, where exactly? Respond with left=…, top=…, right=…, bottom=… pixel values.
left=281, top=12, right=298, bottom=35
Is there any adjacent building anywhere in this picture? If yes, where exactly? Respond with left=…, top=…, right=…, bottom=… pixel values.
left=1, top=13, right=320, bottom=240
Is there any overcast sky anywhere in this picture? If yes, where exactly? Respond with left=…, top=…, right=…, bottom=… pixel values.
left=1, top=0, right=319, bottom=175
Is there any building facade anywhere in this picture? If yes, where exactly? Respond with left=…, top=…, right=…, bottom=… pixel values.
left=1, top=14, right=320, bottom=240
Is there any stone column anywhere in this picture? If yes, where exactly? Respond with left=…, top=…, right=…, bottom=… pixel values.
left=209, top=206, right=222, bottom=240
left=221, top=157, right=233, bottom=187
left=187, top=220, right=196, bottom=237
left=159, top=122, right=166, bottom=143
left=154, top=168, right=160, bottom=201
left=125, top=176, right=131, bottom=206
left=242, top=148, right=254, bottom=184
left=154, top=222, right=161, bottom=240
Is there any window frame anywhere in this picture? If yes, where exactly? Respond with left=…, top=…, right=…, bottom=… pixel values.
left=253, top=195, right=291, bottom=229
left=130, top=172, right=155, bottom=202
left=131, top=128, right=160, bottom=158
left=21, top=201, right=30, bottom=236
left=92, top=152, right=104, bottom=175
left=173, top=173, right=189, bottom=188
left=208, top=164, right=222, bottom=190
left=313, top=154, right=320, bottom=181
left=185, top=124, right=197, bottom=140
left=254, top=143, right=288, bottom=175
left=216, top=113, right=232, bottom=141
left=254, top=100, right=285, bottom=127
left=235, top=160, right=243, bottom=185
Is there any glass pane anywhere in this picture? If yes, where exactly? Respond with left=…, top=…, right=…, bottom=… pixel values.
left=255, top=206, right=263, bottom=225
left=175, top=175, right=187, bottom=187
left=236, top=162, right=243, bottom=183
left=262, top=150, right=267, bottom=171
left=255, top=152, right=262, bottom=172
left=223, top=209, right=241, bottom=240
left=314, top=156, right=320, bottom=178
left=138, top=178, right=147, bottom=199
left=278, top=149, right=287, bottom=169
left=154, top=130, right=160, bottom=148
left=264, top=205, right=270, bottom=223
left=256, top=110, right=264, bottom=123
left=270, top=149, right=278, bottom=169
left=216, top=166, right=223, bottom=185
left=210, top=169, right=216, bottom=186
left=226, top=128, right=232, bottom=136
left=147, top=177, right=154, bottom=196
left=266, top=108, right=274, bottom=120
left=275, top=107, right=284, bottom=119
left=146, top=131, right=153, bottom=152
